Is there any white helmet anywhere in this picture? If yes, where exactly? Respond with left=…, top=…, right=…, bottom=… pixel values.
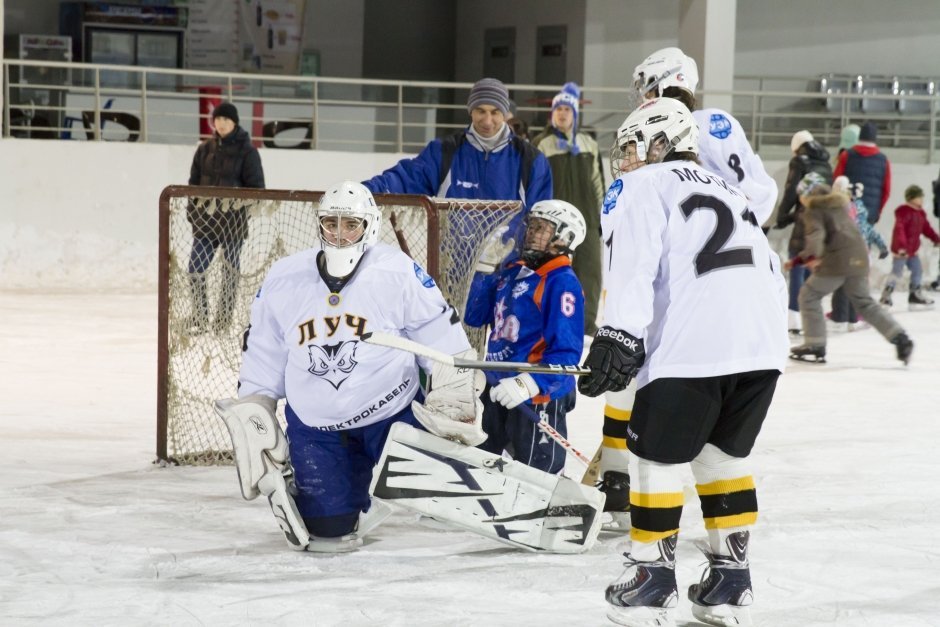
left=525, top=199, right=587, bottom=259
left=610, top=97, right=699, bottom=178
left=632, top=47, right=699, bottom=100
left=316, top=181, right=381, bottom=277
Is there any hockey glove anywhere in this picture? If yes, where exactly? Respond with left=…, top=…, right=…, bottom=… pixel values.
left=577, top=326, right=645, bottom=397
left=475, top=226, right=516, bottom=274
left=412, top=349, right=487, bottom=446
left=490, top=373, right=540, bottom=409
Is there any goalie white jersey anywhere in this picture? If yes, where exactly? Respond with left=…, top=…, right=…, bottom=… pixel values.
left=693, top=108, right=778, bottom=226
left=601, top=161, right=788, bottom=388
left=238, top=243, right=470, bottom=430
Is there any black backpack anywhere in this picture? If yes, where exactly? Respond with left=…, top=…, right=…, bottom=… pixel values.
left=438, top=131, right=538, bottom=192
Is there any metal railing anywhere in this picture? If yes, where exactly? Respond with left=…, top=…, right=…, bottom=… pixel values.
left=4, top=59, right=940, bottom=162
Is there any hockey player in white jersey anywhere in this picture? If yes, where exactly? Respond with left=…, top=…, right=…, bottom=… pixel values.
left=632, top=47, right=778, bottom=226
left=589, top=47, right=782, bottom=531
left=579, top=98, right=788, bottom=627
left=215, top=180, right=485, bottom=553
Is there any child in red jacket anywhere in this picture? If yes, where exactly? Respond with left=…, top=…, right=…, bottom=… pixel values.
left=880, top=185, right=940, bottom=308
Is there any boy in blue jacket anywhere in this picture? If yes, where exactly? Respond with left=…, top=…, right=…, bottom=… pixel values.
left=464, top=199, right=586, bottom=474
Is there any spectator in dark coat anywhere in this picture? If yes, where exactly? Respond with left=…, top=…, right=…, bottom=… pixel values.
left=775, top=130, right=832, bottom=334
left=833, top=121, right=891, bottom=224
left=187, top=101, right=265, bottom=334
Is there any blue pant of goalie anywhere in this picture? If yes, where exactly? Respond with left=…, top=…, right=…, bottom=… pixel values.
left=285, top=400, right=422, bottom=537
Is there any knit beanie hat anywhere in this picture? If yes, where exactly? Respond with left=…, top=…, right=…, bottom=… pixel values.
left=552, top=81, right=581, bottom=124
left=790, top=130, right=814, bottom=153
left=905, top=184, right=924, bottom=201
left=838, top=124, right=860, bottom=151
left=212, top=102, right=239, bottom=125
left=467, top=78, right=510, bottom=115
left=797, top=171, right=830, bottom=197
left=859, top=121, right=877, bottom=142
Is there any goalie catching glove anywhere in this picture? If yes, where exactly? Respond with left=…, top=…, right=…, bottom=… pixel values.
left=412, top=348, right=486, bottom=446
left=577, top=326, right=646, bottom=397
left=475, top=226, right=516, bottom=274
left=214, top=395, right=310, bottom=551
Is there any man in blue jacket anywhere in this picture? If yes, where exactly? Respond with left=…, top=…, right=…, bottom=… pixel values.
left=362, top=78, right=552, bottom=219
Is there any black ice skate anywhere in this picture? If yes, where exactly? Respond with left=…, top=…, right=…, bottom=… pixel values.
left=598, top=470, right=630, bottom=531
left=688, top=531, right=754, bottom=627
left=606, top=535, right=678, bottom=626
left=908, top=288, right=935, bottom=310
left=789, top=344, right=826, bottom=363
left=927, top=279, right=940, bottom=292
left=891, top=332, right=914, bottom=365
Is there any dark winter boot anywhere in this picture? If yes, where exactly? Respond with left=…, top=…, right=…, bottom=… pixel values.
left=688, top=531, right=754, bottom=627
left=879, top=285, right=894, bottom=306
left=789, top=344, right=826, bottom=363
left=606, top=535, right=678, bottom=626
left=188, top=273, right=209, bottom=334
left=891, top=332, right=914, bottom=365
left=908, top=287, right=935, bottom=309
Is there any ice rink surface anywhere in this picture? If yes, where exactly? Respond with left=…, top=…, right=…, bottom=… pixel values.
left=1, top=290, right=939, bottom=627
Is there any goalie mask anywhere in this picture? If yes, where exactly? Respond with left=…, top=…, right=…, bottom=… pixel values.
left=317, top=181, right=382, bottom=277
left=632, top=47, right=699, bottom=103
left=522, top=199, right=587, bottom=266
left=610, top=97, right=699, bottom=179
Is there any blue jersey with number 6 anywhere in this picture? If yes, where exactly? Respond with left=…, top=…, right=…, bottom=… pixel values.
left=465, top=257, right=584, bottom=402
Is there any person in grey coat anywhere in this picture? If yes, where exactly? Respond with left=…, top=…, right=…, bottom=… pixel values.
left=786, top=173, right=913, bottom=364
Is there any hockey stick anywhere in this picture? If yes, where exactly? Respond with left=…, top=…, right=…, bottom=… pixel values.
left=388, top=212, right=411, bottom=256
left=361, top=331, right=591, bottom=376
left=482, top=372, right=591, bottom=468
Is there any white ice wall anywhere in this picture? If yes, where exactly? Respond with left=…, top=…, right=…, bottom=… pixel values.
left=0, top=139, right=403, bottom=291
left=1, top=139, right=937, bottom=292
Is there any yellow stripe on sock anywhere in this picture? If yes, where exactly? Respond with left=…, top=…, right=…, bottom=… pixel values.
left=695, top=476, right=755, bottom=496
left=604, top=406, right=632, bottom=420
left=602, top=435, right=628, bottom=449
left=703, top=512, right=758, bottom=529
left=630, top=491, right=685, bottom=509
left=630, top=528, right=680, bottom=544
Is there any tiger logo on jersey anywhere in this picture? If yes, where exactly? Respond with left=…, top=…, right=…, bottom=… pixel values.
left=307, top=340, right=359, bottom=389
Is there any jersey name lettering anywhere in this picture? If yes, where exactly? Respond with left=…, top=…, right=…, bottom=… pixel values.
left=298, top=314, right=369, bottom=344
left=670, top=167, right=743, bottom=198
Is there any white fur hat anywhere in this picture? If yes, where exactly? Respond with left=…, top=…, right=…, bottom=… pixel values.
left=790, top=130, right=814, bottom=153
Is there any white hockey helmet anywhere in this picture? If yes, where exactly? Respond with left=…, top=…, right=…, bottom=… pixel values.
left=610, top=97, right=699, bottom=178
left=316, top=181, right=382, bottom=277
left=526, top=199, right=587, bottom=256
left=632, top=47, right=699, bottom=100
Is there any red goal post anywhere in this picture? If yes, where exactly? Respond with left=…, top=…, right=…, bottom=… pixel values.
left=157, top=185, right=522, bottom=465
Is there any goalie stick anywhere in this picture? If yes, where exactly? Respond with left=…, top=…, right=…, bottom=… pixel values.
left=361, top=331, right=591, bottom=376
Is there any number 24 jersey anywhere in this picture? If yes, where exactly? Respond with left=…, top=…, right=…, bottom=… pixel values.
left=601, top=161, right=788, bottom=388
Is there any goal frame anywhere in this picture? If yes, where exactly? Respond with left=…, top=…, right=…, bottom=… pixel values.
left=157, top=185, right=521, bottom=464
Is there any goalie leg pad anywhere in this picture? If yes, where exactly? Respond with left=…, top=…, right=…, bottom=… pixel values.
left=214, top=395, right=288, bottom=500
left=370, top=422, right=605, bottom=553
left=257, top=458, right=311, bottom=551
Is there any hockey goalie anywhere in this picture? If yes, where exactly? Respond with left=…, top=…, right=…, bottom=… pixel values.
left=214, top=180, right=603, bottom=553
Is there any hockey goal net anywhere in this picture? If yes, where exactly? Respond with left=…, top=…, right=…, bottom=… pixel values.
left=157, top=186, right=522, bottom=465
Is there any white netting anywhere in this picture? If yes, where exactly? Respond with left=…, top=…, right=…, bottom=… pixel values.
left=158, top=187, right=521, bottom=465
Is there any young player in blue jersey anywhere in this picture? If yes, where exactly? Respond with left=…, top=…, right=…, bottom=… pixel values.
left=464, top=199, right=587, bottom=474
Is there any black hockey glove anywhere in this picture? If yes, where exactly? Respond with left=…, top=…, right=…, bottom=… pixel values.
left=577, top=326, right=645, bottom=397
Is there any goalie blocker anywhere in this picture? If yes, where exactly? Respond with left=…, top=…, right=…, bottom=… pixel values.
left=370, top=422, right=605, bottom=553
